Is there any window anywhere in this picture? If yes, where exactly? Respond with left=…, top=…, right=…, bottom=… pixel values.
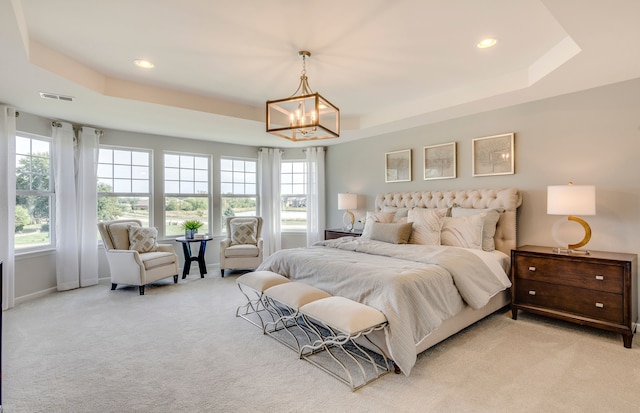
left=164, top=153, right=210, bottom=236
left=280, top=161, right=307, bottom=231
left=97, top=147, right=151, bottom=228
left=15, top=134, right=54, bottom=250
left=220, top=158, right=257, bottom=230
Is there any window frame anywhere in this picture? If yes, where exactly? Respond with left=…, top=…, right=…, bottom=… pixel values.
left=97, top=145, right=153, bottom=235
left=220, top=157, right=258, bottom=232
left=280, top=160, right=308, bottom=232
left=163, top=151, right=211, bottom=238
left=15, top=132, right=55, bottom=252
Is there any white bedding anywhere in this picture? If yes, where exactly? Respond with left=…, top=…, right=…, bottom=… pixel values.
left=257, top=237, right=511, bottom=375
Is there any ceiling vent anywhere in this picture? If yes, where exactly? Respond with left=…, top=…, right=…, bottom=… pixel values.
left=39, top=92, right=74, bottom=102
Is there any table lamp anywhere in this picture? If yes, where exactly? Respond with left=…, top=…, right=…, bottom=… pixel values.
left=338, top=193, right=357, bottom=231
left=547, top=182, right=596, bottom=254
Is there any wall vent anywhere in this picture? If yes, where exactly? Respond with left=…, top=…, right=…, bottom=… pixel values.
left=39, top=92, right=74, bottom=102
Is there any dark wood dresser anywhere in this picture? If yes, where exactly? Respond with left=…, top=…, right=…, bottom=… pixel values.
left=511, top=245, right=637, bottom=348
left=324, top=228, right=363, bottom=240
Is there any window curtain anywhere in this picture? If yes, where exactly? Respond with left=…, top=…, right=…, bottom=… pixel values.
left=305, top=147, right=325, bottom=246
left=258, top=148, right=282, bottom=257
left=76, top=127, right=100, bottom=287
left=52, top=122, right=100, bottom=291
left=0, top=106, right=17, bottom=309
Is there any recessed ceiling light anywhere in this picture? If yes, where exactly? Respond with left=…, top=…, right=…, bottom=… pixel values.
left=134, top=59, right=155, bottom=69
left=476, top=38, right=497, bottom=49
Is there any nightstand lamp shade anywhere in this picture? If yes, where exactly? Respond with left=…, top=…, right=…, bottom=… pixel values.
left=547, top=184, right=596, bottom=253
left=338, top=193, right=357, bottom=231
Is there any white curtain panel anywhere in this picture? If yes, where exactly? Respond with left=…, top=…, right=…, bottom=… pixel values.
left=75, top=127, right=100, bottom=287
left=305, top=147, right=326, bottom=246
left=52, top=121, right=81, bottom=291
left=0, top=105, right=17, bottom=309
left=258, top=148, right=282, bottom=257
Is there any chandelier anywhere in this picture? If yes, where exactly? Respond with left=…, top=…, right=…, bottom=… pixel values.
left=266, top=51, right=340, bottom=141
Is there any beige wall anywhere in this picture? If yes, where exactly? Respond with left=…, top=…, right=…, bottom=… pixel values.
left=326, top=77, right=640, bottom=257
left=12, top=77, right=640, bottom=305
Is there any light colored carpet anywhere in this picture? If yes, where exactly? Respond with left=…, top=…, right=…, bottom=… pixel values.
left=4, top=273, right=640, bottom=413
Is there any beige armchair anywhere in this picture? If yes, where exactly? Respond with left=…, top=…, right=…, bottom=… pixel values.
left=98, top=219, right=179, bottom=295
left=220, top=216, right=263, bottom=277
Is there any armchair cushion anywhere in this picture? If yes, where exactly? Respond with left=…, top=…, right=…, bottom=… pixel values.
left=230, top=219, right=258, bottom=245
left=128, top=226, right=159, bottom=253
left=139, top=251, right=178, bottom=270
left=108, top=222, right=140, bottom=250
left=224, top=244, right=260, bottom=258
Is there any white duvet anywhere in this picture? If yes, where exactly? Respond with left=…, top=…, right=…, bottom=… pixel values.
left=257, top=237, right=511, bottom=375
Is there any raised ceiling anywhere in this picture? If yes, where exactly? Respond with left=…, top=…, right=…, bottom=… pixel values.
left=1, top=0, right=640, bottom=147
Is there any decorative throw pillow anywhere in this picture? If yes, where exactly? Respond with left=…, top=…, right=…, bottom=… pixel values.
left=230, top=220, right=258, bottom=245
left=451, top=207, right=502, bottom=251
left=407, top=208, right=448, bottom=245
left=441, top=214, right=485, bottom=249
left=368, top=222, right=413, bottom=244
left=361, top=211, right=396, bottom=239
left=128, top=226, right=159, bottom=253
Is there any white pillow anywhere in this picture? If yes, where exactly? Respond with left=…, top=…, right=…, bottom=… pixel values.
left=128, top=226, right=159, bottom=253
left=407, top=208, right=448, bottom=245
left=441, top=214, right=485, bottom=249
left=451, top=207, right=502, bottom=251
left=361, top=211, right=396, bottom=239
left=382, top=206, right=409, bottom=220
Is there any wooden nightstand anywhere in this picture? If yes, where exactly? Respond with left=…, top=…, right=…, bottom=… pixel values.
left=511, top=245, right=637, bottom=348
left=324, top=228, right=363, bottom=240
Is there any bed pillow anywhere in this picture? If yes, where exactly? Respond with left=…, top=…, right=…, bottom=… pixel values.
left=230, top=220, right=258, bottom=245
left=382, top=206, right=409, bottom=220
left=368, top=222, right=413, bottom=244
left=407, top=208, right=447, bottom=245
left=440, top=214, right=485, bottom=250
left=451, top=207, right=502, bottom=251
left=128, top=226, right=159, bottom=253
left=361, top=211, right=396, bottom=239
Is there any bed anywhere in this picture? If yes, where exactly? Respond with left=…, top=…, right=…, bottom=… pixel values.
left=257, top=188, right=522, bottom=375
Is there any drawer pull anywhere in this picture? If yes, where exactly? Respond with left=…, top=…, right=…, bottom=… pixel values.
left=595, top=275, right=604, bottom=281
left=528, top=290, right=536, bottom=296
left=528, top=266, right=536, bottom=272
left=595, top=302, right=604, bottom=308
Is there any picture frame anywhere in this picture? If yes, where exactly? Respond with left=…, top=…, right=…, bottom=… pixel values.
left=424, top=142, right=456, bottom=180
left=385, top=149, right=412, bottom=182
left=472, top=133, right=515, bottom=176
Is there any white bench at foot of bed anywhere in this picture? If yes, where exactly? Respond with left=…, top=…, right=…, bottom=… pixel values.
left=235, top=271, right=290, bottom=329
left=236, top=275, right=393, bottom=391
left=262, top=281, right=331, bottom=352
left=299, top=296, right=391, bottom=392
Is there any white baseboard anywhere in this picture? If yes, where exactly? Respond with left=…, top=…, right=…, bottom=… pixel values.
left=15, top=286, right=57, bottom=306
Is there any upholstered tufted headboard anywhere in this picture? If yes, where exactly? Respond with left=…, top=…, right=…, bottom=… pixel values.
left=375, top=188, right=522, bottom=256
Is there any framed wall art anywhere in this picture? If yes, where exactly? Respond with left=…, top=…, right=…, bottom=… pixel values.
left=424, top=142, right=456, bottom=180
left=385, top=149, right=412, bottom=182
left=472, top=133, right=515, bottom=176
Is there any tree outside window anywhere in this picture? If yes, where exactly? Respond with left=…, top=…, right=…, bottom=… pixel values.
left=15, top=134, right=54, bottom=249
left=97, top=147, right=151, bottom=233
